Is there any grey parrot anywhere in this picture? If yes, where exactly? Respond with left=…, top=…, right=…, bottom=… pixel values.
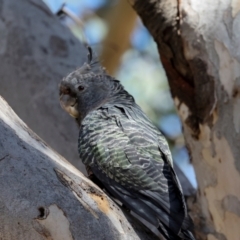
left=59, top=47, right=195, bottom=240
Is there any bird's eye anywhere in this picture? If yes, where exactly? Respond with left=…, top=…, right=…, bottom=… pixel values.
left=78, top=86, right=85, bottom=91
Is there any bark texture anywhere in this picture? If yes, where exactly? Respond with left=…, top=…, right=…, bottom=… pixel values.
left=130, top=0, right=240, bottom=240
left=0, top=96, right=158, bottom=240
left=0, top=0, right=86, bottom=172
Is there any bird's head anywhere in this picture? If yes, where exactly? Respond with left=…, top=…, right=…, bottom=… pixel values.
left=59, top=46, right=111, bottom=122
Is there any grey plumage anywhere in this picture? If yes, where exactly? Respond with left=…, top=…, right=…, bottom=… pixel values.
left=59, top=49, right=195, bottom=240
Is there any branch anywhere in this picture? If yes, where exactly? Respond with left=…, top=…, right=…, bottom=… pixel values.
left=0, top=96, right=158, bottom=239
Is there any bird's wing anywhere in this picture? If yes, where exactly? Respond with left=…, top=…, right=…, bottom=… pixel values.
left=78, top=107, right=192, bottom=239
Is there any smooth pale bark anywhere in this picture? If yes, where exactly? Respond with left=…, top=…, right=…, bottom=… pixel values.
left=130, top=0, right=240, bottom=239
left=0, top=96, right=159, bottom=240
left=0, top=0, right=86, bottom=172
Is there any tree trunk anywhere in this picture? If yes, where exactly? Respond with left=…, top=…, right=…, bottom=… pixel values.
left=0, top=95, right=159, bottom=240
left=130, top=1, right=240, bottom=240
left=0, top=0, right=86, bottom=172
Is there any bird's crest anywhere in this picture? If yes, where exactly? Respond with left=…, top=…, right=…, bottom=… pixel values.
left=74, top=45, right=105, bottom=80
left=55, top=6, right=106, bottom=81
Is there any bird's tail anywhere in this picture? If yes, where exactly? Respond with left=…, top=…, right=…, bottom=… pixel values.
left=179, top=229, right=195, bottom=240
left=158, top=223, right=195, bottom=240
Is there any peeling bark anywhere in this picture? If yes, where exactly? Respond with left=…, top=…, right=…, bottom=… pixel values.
left=0, top=96, right=158, bottom=240
left=130, top=0, right=240, bottom=239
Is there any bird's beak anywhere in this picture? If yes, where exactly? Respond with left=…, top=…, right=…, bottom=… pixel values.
left=60, top=94, right=79, bottom=118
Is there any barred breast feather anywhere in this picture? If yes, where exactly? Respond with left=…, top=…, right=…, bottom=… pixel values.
left=78, top=96, right=194, bottom=240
